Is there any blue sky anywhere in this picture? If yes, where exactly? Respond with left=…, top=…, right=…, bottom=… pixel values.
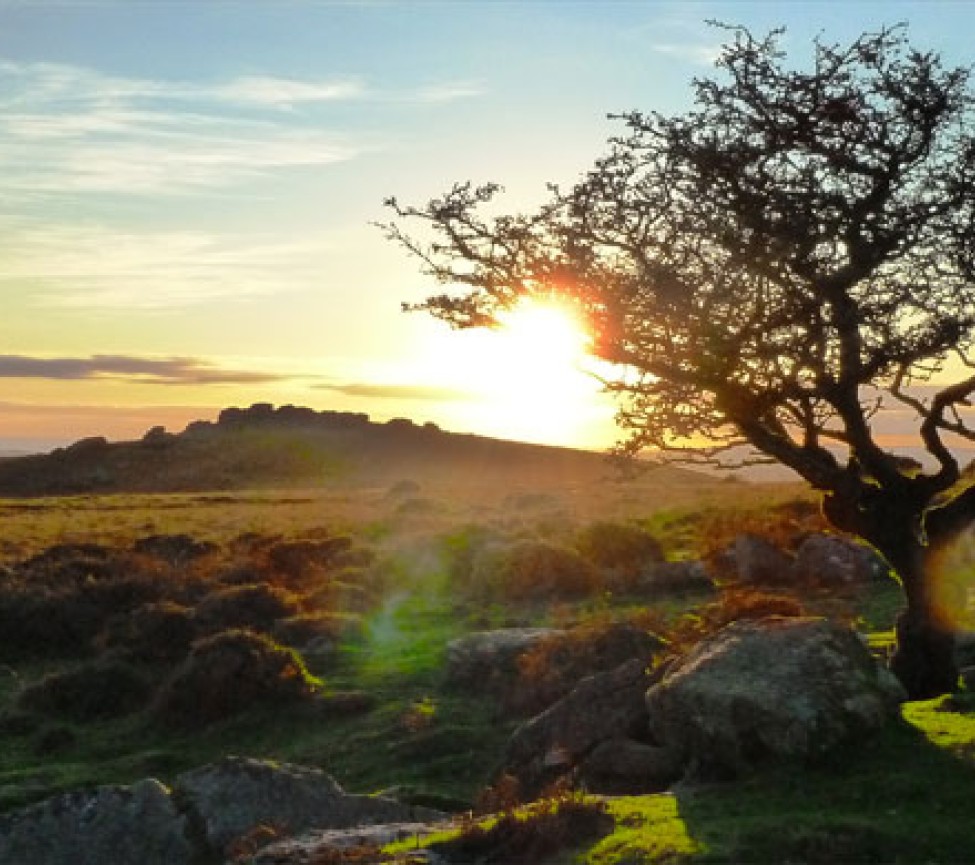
left=1, top=0, right=973, bottom=450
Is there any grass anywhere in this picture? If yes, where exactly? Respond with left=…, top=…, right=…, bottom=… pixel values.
left=384, top=700, right=975, bottom=864
left=4, top=480, right=975, bottom=864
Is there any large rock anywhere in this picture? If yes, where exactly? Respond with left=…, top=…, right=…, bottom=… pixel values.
left=174, top=756, right=440, bottom=857
left=444, top=628, right=563, bottom=689
left=646, top=617, right=906, bottom=777
left=731, top=533, right=795, bottom=585
left=503, top=658, right=669, bottom=797
left=793, top=534, right=888, bottom=585
left=578, top=736, right=683, bottom=794
left=0, top=778, right=193, bottom=865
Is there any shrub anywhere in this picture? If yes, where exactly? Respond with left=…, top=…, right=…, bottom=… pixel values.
left=305, top=570, right=379, bottom=614
left=510, top=619, right=666, bottom=715
left=0, top=588, right=105, bottom=659
left=669, top=588, right=806, bottom=652
left=194, top=584, right=302, bottom=634
left=267, top=538, right=354, bottom=580
left=272, top=612, right=364, bottom=648
left=18, top=659, right=152, bottom=721
left=471, top=539, right=601, bottom=603
left=430, top=794, right=613, bottom=863
left=575, top=521, right=664, bottom=586
left=152, top=629, right=321, bottom=729
left=97, top=601, right=197, bottom=663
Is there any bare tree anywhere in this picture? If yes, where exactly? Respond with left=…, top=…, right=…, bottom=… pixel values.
left=380, top=25, right=975, bottom=698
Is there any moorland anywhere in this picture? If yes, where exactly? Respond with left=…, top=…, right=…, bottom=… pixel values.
left=2, top=405, right=975, bottom=863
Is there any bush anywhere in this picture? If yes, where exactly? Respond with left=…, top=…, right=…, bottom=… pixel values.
left=18, top=659, right=152, bottom=721
left=304, top=570, right=378, bottom=614
left=471, top=539, right=602, bottom=603
left=194, top=584, right=302, bottom=634
left=97, top=601, right=197, bottom=663
left=510, top=619, right=666, bottom=715
left=669, top=588, right=806, bottom=651
left=272, top=612, right=364, bottom=648
left=267, top=538, right=354, bottom=581
left=430, top=794, right=613, bottom=863
left=152, top=629, right=321, bottom=729
left=575, top=521, right=664, bottom=587
left=0, top=588, right=105, bottom=659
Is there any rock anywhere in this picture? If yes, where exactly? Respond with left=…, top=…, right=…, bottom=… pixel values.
left=174, top=756, right=441, bottom=857
left=243, top=821, right=454, bottom=864
left=578, top=736, right=683, bottom=793
left=503, top=658, right=659, bottom=797
left=732, top=533, right=794, bottom=585
left=444, top=628, right=564, bottom=690
left=646, top=617, right=906, bottom=777
left=0, top=778, right=193, bottom=865
left=638, top=560, right=716, bottom=595
left=503, top=622, right=666, bottom=716
left=793, top=534, right=887, bottom=585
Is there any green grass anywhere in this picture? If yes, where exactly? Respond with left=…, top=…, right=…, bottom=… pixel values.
left=0, top=590, right=516, bottom=813
left=385, top=700, right=975, bottom=864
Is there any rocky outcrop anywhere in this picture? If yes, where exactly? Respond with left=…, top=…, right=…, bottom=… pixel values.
left=646, top=617, right=906, bottom=777
left=175, top=756, right=439, bottom=858
left=242, top=821, right=453, bottom=864
left=0, top=779, right=194, bottom=865
left=0, top=757, right=444, bottom=865
left=793, top=534, right=888, bottom=585
left=444, top=628, right=563, bottom=690
left=731, top=533, right=795, bottom=585
left=502, top=658, right=675, bottom=797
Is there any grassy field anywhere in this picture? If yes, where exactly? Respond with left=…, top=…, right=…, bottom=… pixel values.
left=1, top=475, right=974, bottom=864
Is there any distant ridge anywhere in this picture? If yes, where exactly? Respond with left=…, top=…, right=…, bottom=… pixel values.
left=0, top=403, right=712, bottom=497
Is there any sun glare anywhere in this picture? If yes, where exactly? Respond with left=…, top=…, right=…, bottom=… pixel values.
left=421, top=297, right=612, bottom=447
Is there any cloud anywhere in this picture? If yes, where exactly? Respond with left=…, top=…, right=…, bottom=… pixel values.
left=0, top=219, right=336, bottom=309
left=0, top=61, right=363, bottom=198
left=214, top=76, right=366, bottom=107
left=320, top=382, right=472, bottom=401
left=651, top=42, right=721, bottom=66
left=0, top=354, right=285, bottom=385
left=409, top=81, right=486, bottom=104
left=0, top=59, right=483, bottom=200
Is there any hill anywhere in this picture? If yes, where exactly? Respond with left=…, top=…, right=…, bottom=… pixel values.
left=0, top=402, right=716, bottom=497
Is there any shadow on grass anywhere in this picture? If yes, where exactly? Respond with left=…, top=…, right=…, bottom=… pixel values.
left=669, top=707, right=975, bottom=863
left=579, top=696, right=975, bottom=864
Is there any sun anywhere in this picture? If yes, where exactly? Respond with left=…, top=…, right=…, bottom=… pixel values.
left=422, top=297, right=612, bottom=446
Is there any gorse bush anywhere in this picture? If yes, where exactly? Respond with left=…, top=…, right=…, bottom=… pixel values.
left=152, top=629, right=321, bottom=729
left=272, top=611, right=364, bottom=649
left=194, top=583, right=303, bottom=634
left=470, top=539, right=601, bottom=603
left=511, top=619, right=666, bottom=715
left=668, top=588, right=806, bottom=652
left=18, top=658, right=152, bottom=721
left=430, top=793, right=613, bottom=863
left=96, top=601, right=197, bottom=663
left=574, top=521, right=664, bottom=587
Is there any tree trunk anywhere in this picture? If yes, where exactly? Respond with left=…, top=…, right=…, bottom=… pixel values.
left=880, top=536, right=958, bottom=700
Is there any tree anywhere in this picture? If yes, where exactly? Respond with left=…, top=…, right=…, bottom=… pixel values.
left=380, top=24, right=975, bottom=699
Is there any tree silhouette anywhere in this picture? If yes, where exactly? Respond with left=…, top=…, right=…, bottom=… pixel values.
left=381, top=25, right=975, bottom=698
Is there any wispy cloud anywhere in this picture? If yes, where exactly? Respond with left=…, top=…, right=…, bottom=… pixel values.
left=0, top=354, right=285, bottom=385
left=214, top=75, right=366, bottom=108
left=0, top=60, right=483, bottom=199
left=651, top=42, right=721, bottom=66
left=320, top=382, right=472, bottom=401
left=0, top=219, right=334, bottom=309
left=0, top=61, right=362, bottom=198
left=409, top=81, right=486, bottom=104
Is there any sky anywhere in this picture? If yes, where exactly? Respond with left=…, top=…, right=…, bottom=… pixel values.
left=2, top=0, right=975, bottom=453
